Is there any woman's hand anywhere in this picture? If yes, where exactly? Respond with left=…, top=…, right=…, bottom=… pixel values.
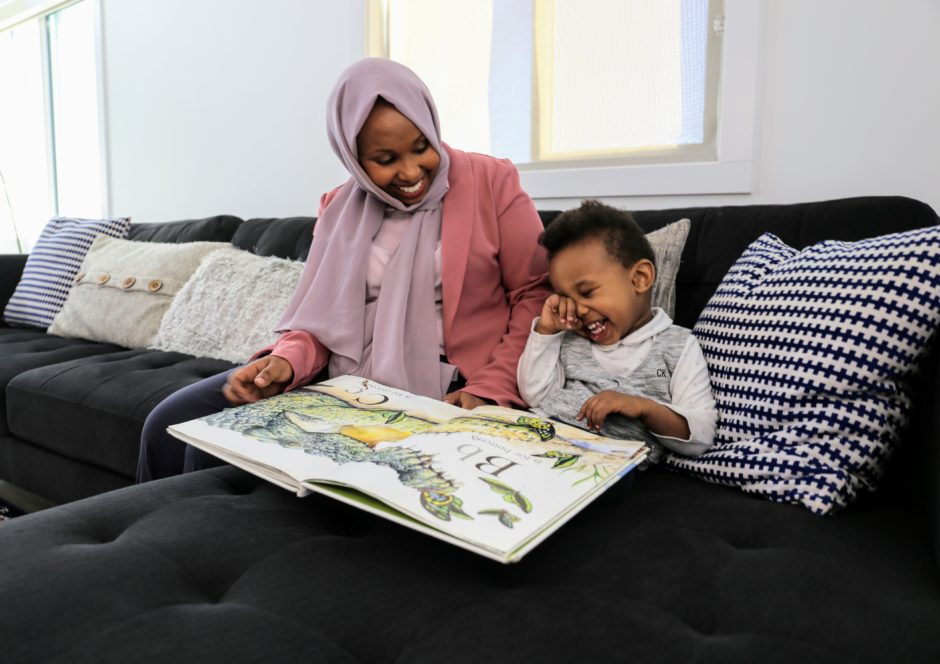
left=534, top=294, right=582, bottom=335
left=223, top=356, right=294, bottom=405
left=444, top=390, right=491, bottom=410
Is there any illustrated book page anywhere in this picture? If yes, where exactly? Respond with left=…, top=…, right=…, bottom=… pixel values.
left=168, top=375, right=648, bottom=562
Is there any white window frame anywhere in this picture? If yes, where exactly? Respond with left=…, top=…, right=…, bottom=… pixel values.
left=521, top=0, right=760, bottom=198
left=0, top=0, right=111, bottom=218
left=365, top=0, right=760, bottom=199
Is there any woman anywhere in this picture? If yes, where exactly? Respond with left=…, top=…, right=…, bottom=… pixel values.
left=137, top=58, right=550, bottom=481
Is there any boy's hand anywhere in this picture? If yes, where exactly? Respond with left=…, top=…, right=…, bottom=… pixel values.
left=578, top=390, right=647, bottom=432
left=535, top=294, right=582, bottom=335
left=223, top=356, right=294, bottom=405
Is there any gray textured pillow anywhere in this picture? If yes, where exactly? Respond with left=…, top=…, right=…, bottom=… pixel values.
left=48, top=237, right=230, bottom=349
left=153, top=248, right=304, bottom=363
left=647, top=218, right=690, bottom=318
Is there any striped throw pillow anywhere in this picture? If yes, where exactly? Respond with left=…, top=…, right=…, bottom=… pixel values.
left=666, top=227, right=940, bottom=514
left=3, top=216, right=131, bottom=329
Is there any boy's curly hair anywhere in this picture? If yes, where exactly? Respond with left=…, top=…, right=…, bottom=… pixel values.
left=539, top=199, right=654, bottom=269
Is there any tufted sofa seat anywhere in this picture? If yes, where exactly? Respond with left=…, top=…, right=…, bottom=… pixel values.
left=7, top=349, right=232, bottom=492
left=1, top=463, right=938, bottom=663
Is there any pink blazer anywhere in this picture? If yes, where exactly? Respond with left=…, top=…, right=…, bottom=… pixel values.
left=265, top=146, right=551, bottom=408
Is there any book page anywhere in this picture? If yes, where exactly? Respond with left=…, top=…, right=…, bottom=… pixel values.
left=168, top=375, right=467, bottom=492
left=316, top=398, right=646, bottom=557
left=169, top=375, right=647, bottom=559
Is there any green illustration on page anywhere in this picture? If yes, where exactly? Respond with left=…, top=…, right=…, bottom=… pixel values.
left=168, top=375, right=647, bottom=563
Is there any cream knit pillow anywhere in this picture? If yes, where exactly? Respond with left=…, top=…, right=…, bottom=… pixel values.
left=48, top=237, right=230, bottom=349
left=153, top=248, right=304, bottom=363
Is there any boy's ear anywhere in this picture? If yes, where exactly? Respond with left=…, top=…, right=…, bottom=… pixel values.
left=631, top=259, right=655, bottom=293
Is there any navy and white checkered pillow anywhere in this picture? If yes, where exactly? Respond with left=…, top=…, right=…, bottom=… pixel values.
left=666, top=227, right=940, bottom=514
left=3, top=216, right=131, bottom=329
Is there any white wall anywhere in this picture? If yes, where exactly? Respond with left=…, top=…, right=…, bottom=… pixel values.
left=101, top=0, right=940, bottom=222
left=103, top=0, right=363, bottom=222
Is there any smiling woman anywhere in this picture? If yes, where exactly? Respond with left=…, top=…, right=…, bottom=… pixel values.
left=137, top=58, right=553, bottom=482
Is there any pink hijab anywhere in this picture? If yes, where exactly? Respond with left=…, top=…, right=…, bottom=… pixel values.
left=277, top=58, right=455, bottom=398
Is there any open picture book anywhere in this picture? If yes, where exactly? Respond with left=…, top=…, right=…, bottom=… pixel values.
left=168, top=375, right=648, bottom=563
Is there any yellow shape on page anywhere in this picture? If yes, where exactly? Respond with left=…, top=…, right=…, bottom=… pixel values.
left=339, top=425, right=411, bottom=447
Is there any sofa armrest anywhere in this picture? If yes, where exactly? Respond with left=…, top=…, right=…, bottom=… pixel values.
left=883, top=336, right=940, bottom=571
left=921, top=343, right=940, bottom=570
left=0, top=254, right=27, bottom=313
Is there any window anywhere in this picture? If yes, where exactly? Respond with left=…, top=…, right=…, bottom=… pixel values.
left=367, top=0, right=759, bottom=198
left=533, top=0, right=716, bottom=164
left=0, top=0, right=106, bottom=252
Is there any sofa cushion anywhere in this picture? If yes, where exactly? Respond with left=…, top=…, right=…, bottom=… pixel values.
left=125, top=215, right=244, bottom=243
left=0, top=327, right=121, bottom=435
left=0, top=465, right=936, bottom=663
left=48, top=238, right=230, bottom=349
left=645, top=218, right=689, bottom=318
left=3, top=216, right=131, bottom=329
left=231, top=217, right=316, bottom=260
left=668, top=227, right=940, bottom=514
left=6, top=350, right=234, bottom=478
left=0, top=434, right=132, bottom=504
left=153, top=248, right=305, bottom=363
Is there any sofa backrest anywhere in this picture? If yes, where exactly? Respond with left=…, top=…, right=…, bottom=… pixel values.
left=125, top=216, right=317, bottom=261
left=231, top=217, right=317, bottom=260
left=126, top=198, right=938, bottom=331
left=125, top=215, right=244, bottom=243
left=541, top=196, right=940, bottom=329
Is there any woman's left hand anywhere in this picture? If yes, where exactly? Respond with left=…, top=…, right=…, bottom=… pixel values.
left=444, top=390, right=490, bottom=410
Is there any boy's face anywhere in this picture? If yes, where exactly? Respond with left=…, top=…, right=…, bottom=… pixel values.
left=548, top=239, right=655, bottom=345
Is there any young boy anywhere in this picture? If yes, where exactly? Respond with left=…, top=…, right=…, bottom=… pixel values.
left=517, top=200, right=716, bottom=463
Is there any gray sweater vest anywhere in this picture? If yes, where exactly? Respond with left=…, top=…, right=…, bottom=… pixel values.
left=537, top=325, right=690, bottom=463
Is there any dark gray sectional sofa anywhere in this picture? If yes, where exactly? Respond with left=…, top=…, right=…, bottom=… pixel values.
left=0, top=197, right=938, bottom=662
left=0, top=215, right=313, bottom=504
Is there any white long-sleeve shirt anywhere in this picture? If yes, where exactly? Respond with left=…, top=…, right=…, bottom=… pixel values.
left=516, top=308, right=717, bottom=457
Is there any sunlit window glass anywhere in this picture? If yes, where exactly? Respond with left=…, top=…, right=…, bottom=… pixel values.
left=47, top=0, right=103, bottom=219
left=541, top=0, right=709, bottom=159
left=0, top=0, right=104, bottom=252
left=370, top=0, right=718, bottom=167
left=0, top=20, right=52, bottom=252
left=386, top=0, right=495, bottom=157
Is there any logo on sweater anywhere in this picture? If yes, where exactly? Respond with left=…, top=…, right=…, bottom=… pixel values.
left=656, top=368, right=669, bottom=378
